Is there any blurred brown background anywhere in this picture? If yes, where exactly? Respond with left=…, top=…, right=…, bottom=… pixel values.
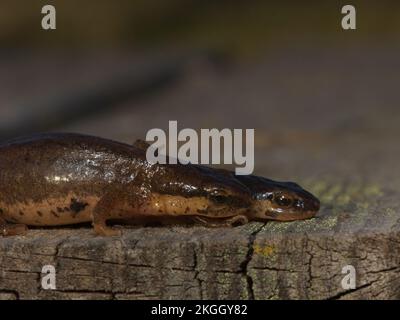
left=1, top=0, right=400, bottom=195
left=1, top=1, right=400, bottom=50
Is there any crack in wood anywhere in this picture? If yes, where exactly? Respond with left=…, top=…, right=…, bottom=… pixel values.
left=240, top=223, right=265, bottom=299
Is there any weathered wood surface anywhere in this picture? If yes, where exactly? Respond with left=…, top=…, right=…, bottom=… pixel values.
left=1, top=185, right=399, bottom=300
left=1, top=47, right=400, bottom=299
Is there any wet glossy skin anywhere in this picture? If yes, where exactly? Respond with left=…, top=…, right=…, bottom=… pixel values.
left=0, top=133, right=251, bottom=236
left=0, top=133, right=319, bottom=236
left=234, top=175, right=320, bottom=221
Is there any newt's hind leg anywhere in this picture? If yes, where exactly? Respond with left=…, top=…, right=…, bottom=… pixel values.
left=0, top=216, right=28, bottom=236
left=193, top=215, right=248, bottom=227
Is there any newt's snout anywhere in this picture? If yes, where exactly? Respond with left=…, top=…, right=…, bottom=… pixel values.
left=303, top=195, right=320, bottom=213
left=235, top=175, right=320, bottom=222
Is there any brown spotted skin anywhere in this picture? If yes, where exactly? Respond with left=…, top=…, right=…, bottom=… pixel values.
left=0, top=133, right=320, bottom=237
left=0, top=133, right=252, bottom=236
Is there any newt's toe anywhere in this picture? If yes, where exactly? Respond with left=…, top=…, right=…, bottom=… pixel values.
left=1, top=223, right=28, bottom=236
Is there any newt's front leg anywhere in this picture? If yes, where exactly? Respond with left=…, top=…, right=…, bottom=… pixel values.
left=193, top=215, right=248, bottom=227
left=92, top=195, right=123, bottom=237
left=0, top=216, right=28, bottom=236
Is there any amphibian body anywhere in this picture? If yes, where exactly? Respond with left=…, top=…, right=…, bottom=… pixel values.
left=0, top=133, right=319, bottom=236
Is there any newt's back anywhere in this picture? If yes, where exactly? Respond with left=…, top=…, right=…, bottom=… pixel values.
left=0, top=133, right=148, bottom=202
left=0, top=133, right=148, bottom=226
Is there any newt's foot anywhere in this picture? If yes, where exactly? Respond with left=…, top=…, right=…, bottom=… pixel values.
left=0, top=223, right=28, bottom=236
left=193, top=215, right=249, bottom=227
left=93, top=222, right=122, bottom=237
left=227, top=215, right=249, bottom=227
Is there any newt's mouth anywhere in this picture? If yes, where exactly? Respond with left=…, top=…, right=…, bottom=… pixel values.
left=264, top=210, right=318, bottom=221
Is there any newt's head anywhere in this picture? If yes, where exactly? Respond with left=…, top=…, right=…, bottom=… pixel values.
left=235, top=175, right=320, bottom=221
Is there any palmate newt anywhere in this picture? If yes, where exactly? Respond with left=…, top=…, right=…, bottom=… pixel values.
left=0, top=133, right=319, bottom=236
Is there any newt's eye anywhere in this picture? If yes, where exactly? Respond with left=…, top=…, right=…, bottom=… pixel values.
left=275, top=195, right=292, bottom=207
left=210, top=195, right=227, bottom=204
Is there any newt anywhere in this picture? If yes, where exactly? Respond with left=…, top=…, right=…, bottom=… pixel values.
left=0, top=133, right=319, bottom=236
